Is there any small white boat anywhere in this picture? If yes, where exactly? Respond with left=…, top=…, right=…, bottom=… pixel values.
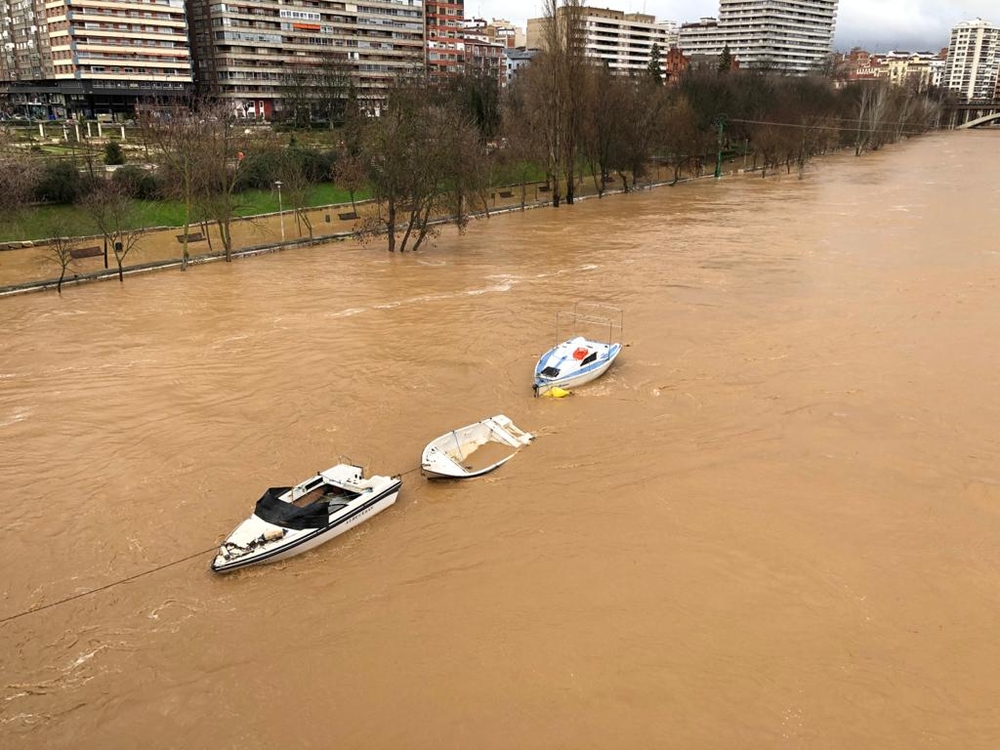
left=421, top=414, right=534, bottom=479
left=211, top=463, right=402, bottom=573
left=534, top=303, right=623, bottom=396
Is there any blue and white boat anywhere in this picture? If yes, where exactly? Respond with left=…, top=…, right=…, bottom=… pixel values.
left=533, top=304, right=623, bottom=396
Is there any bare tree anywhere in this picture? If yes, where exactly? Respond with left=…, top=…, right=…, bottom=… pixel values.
left=360, top=77, right=487, bottom=252
left=191, top=103, right=258, bottom=261
left=278, top=155, right=313, bottom=240
left=538, top=1, right=564, bottom=207
left=332, top=153, right=366, bottom=214
left=661, top=96, right=705, bottom=184
left=501, top=68, right=549, bottom=209
left=854, top=83, right=890, bottom=156
left=619, top=77, right=670, bottom=190
left=580, top=63, right=623, bottom=197
left=314, top=52, right=356, bottom=128
left=83, top=179, right=145, bottom=282
left=138, top=101, right=204, bottom=269
left=44, top=235, right=79, bottom=294
left=560, top=0, right=587, bottom=204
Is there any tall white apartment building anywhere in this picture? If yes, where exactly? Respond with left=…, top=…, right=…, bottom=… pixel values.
left=678, top=0, right=839, bottom=74
left=0, top=0, right=192, bottom=117
left=943, top=18, right=999, bottom=102
left=526, top=6, right=678, bottom=78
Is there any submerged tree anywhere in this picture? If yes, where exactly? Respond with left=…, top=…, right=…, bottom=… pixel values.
left=44, top=234, right=79, bottom=294
left=360, top=76, right=487, bottom=251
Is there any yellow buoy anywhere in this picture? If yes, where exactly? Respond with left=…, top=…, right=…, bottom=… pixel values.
left=542, top=386, right=572, bottom=398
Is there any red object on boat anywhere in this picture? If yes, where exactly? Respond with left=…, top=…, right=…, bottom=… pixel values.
left=573, top=347, right=589, bottom=360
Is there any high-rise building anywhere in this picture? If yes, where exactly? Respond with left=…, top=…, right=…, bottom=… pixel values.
left=188, top=0, right=424, bottom=119
left=526, top=6, right=677, bottom=79
left=425, top=0, right=463, bottom=77
left=0, top=0, right=192, bottom=118
left=678, top=0, right=839, bottom=74
left=943, top=18, right=999, bottom=102
left=188, top=0, right=425, bottom=117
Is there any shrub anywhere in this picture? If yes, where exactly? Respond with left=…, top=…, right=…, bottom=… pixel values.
left=104, top=140, right=126, bottom=165
left=34, top=161, right=82, bottom=204
left=112, top=166, right=160, bottom=200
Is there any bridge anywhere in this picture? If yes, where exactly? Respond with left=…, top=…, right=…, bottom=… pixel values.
left=951, top=102, right=1000, bottom=129
left=958, top=111, right=1000, bottom=129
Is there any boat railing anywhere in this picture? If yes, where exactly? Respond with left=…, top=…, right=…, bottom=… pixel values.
left=555, top=302, right=623, bottom=343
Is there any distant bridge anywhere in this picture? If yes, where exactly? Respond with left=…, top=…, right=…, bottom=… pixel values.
left=957, top=110, right=1000, bottom=129
left=951, top=103, right=1000, bottom=129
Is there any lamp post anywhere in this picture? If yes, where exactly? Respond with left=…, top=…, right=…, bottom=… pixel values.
left=713, top=114, right=728, bottom=179
left=274, top=180, right=285, bottom=241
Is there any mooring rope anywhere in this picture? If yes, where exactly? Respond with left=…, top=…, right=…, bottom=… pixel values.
left=0, top=547, right=216, bottom=627
left=0, top=464, right=426, bottom=627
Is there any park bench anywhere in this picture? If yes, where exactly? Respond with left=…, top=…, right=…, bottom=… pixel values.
left=537, top=186, right=551, bottom=193
left=69, top=246, right=103, bottom=260
left=176, top=232, right=205, bottom=243
left=338, top=211, right=358, bottom=221
left=498, top=191, right=514, bottom=198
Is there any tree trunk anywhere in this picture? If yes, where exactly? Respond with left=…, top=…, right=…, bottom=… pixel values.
left=181, top=218, right=191, bottom=271
left=386, top=199, right=396, bottom=252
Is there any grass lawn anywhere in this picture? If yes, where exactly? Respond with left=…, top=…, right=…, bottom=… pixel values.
left=2, top=183, right=373, bottom=242
left=2, top=158, right=558, bottom=242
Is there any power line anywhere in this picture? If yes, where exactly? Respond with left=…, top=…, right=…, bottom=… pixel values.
left=727, top=116, right=938, bottom=137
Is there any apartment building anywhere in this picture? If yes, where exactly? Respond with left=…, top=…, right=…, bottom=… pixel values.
left=488, top=18, right=524, bottom=49
left=462, top=32, right=505, bottom=82
left=943, top=18, right=999, bottom=102
left=0, top=0, right=192, bottom=118
left=678, top=0, right=839, bottom=74
left=187, top=0, right=425, bottom=117
left=425, top=0, right=462, bottom=77
left=885, top=51, right=940, bottom=92
left=526, top=6, right=678, bottom=78
left=463, top=17, right=524, bottom=50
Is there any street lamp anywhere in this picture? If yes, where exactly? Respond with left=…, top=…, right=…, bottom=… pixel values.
left=274, top=180, right=285, bottom=241
left=712, top=114, right=728, bottom=179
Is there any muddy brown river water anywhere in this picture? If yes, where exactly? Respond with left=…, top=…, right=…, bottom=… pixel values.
left=2, top=131, right=1000, bottom=749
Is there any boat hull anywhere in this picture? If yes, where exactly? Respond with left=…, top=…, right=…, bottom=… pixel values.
left=421, top=454, right=516, bottom=480
left=421, top=415, right=533, bottom=479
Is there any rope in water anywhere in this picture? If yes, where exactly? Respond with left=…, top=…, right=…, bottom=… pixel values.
left=0, top=464, right=425, bottom=628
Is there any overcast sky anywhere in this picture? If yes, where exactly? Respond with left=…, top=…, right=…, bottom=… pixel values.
left=464, top=0, right=998, bottom=53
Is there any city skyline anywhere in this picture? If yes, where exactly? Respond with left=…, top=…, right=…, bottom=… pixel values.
left=464, top=0, right=998, bottom=52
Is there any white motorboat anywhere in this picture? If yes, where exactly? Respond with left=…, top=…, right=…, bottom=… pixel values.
left=533, top=303, right=623, bottom=396
left=211, top=463, right=402, bottom=573
left=421, top=414, right=534, bottom=479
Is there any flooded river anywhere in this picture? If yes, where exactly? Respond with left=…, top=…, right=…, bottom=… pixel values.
left=2, top=131, right=999, bottom=749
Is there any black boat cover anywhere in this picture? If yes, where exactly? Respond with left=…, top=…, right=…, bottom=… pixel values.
left=253, top=487, right=330, bottom=530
